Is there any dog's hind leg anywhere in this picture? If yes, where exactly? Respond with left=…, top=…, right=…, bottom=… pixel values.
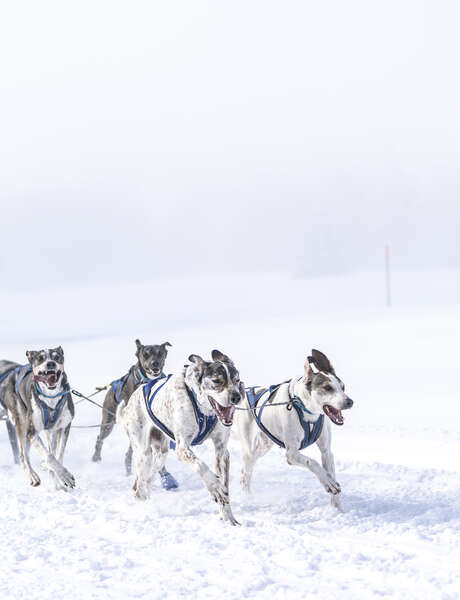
left=285, top=445, right=341, bottom=498
left=240, top=432, right=272, bottom=493
left=6, top=420, right=20, bottom=464
left=316, top=422, right=342, bottom=510
left=132, top=445, right=153, bottom=500
left=124, top=444, right=133, bottom=476
left=92, top=408, right=115, bottom=463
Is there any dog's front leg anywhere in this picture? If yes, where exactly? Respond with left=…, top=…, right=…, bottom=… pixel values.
left=213, top=438, right=240, bottom=526
left=316, top=424, right=342, bottom=510
left=29, top=433, right=75, bottom=489
left=176, top=441, right=229, bottom=511
left=55, top=424, right=71, bottom=464
left=17, top=428, right=41, bottom=486
left=285, top=445, right=341, bottom=497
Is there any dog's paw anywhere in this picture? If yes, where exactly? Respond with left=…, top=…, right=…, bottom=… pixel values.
left=56, top=467, right=75, bottom=488
left=221, top=505, right=241, bottom=526
left=160, top=471, right=179, bottom=490
left=133, top=478, right=150, bottom=500
left=209, top=480, right=229, bottom=505
left=133, top=488, right=149, bottom=501
left=29, top=470, right=41, bottom=487
left=331, top=494, right=343, bottom=511
left=322, top=474, right=341, bottom=495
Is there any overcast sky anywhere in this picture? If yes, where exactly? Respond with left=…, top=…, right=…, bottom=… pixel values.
left=1, top=1, right=459, bottom=289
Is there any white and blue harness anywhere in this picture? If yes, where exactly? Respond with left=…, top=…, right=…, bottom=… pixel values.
left=143, top=375, right=217, bottom=448
left=246, top=381, right=324, bottom=450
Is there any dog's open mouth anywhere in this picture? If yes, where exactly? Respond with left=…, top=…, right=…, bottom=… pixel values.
left=150, top=369, right=161, bottom=377
left=323, top=404, right=344, bottom=425
left=208, top=397, right=235, bottom=427
left=35, top=370, right=61, bottom=389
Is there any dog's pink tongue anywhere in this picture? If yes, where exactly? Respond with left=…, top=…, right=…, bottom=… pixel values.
left=223, top=406, right=235, bottom=422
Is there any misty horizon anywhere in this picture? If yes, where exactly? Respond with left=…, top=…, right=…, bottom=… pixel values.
left=1, top=1, right=459, bottom=290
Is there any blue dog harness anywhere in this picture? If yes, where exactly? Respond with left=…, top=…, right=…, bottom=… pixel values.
left=0, top=365, right=21, bottom=409
left=10, top=365, right=71, bottom=430
left=143, top=375, right=217, bottom=447
left=111, top=366, right=152, bottom=405
left=33, top=383, right=71, bottom=430
left=246, top=381, right=324, bottom=450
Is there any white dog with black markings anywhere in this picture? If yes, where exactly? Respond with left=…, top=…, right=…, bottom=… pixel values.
left=118, top=350, right=243, bottom=525
left=237, top=349, right=353, bottom=509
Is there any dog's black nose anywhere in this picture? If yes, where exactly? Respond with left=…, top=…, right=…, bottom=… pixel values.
left=46, top=361, right=56, bottom=370
left=344, top=397, right=353, bottom=409
left=231, top=392, right=241, bottom=405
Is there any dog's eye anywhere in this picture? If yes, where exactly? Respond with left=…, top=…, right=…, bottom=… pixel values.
left=324, top=385, right=334, bottom=392
left=212, top=379, right=221, bottom=385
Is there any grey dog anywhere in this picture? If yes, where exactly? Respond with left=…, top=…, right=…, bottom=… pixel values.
left=91, top=339, right=179, bottom=489
left=0, top=347, right=75, bottom=490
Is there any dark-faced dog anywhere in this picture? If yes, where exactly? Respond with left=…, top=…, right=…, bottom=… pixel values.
left=1, top=347, right=75, bottom=489
left=92, top=339, right=178, bottom=489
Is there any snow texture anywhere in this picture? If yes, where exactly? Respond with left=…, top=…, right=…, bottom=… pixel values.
left=1, top=271, right=459, bottom=599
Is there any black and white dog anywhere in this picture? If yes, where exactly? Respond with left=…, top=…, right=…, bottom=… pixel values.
left=118, top=350, right=243, bottom=525
left=237, top=350, right=353, bottom=509
left=1, top=347, right=75, bottom=489
left=92, top=339, right=178, bottom=489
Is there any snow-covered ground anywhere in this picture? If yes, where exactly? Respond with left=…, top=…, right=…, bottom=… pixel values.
left=1, top=270, right=459, bottom=599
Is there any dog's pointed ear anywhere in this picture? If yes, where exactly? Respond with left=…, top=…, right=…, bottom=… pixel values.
left=53, top=345, right=64, bottom=358
left=26, top=350, right=36, bottom=364
left=162, top=342, right=172, bottom=350
left=135, top=339, right=143, bottom=358
left=211, top=350, right=233, bottom=365
left=310, top=349, right=335, bottom=374
left=189, top=354, right=205, bottom=368
left=304, top=358, right=314, bottom=380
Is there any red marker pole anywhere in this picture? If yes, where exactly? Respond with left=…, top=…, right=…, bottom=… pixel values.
left=385, top=244, right=391, bottom=307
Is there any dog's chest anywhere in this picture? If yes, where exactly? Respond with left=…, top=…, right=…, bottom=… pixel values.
left=31, top=394, right=72, bottom=432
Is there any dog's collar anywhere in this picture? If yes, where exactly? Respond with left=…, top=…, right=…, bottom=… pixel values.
left=34, top=382, right=70, bottom=399
left=288, top=377, right=315, bottom=415
left=134, top=366, right=150, bottom=385
left=135, top=366, right=162, bottom=385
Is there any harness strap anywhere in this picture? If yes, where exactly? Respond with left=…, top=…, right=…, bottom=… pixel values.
left=247, top=385, right=285, bottom=448
left=248, top=381, right=324, bottom=450
left=33, top=386, right=71, bottom=430
left=0, top=366, right=19, bottom=409
left=143, top=376, right=217, bottom=447
left=0, top=366, right=17, bottom=385
left=15, top=365, right=32, bottom=396
left=292, top=401, right=324, bottom=449
left=143, top=374, right=175, bottom=439
left=112, top=368, right=164, bottom=405
left=34, top=383, right=70, bottom=399
left=181, top=384, right=217, bottom=447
